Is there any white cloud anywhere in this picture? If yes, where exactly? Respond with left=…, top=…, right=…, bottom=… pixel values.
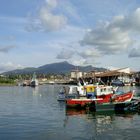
left=56, top=49, right=74, bottom=59
left=110, top=8, right=140, bottom=32
left=39, top=8, right=67, bottom=31
left=55, top=40, right=101, bottom=66
left=78, top=49, right=101, bottom=58
left=0, top=62, right=24, bottom=73
left=129, top=48, right=140, bottom=57
left=56, top=47, right=100, bottom=66
left=81, top=8, right=140, bottom=55
left=28, top=0, right=67, bottom=32
left=45, top=0, right=57, bottom=9
left=70, top=59, right=86, bottom=66
left=69, top=57, right=100, bottom=66
left=58, top=1, right=81, bottom=23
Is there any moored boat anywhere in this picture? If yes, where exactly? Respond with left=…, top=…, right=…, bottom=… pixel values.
left=66, top=85, right=135, bottom=111
left=90, top=99, right=140, bottom=112
left=57, top=85, right=80, bottom=101
left=57, top=84, right=117, bottom=101
left=110, top=91, right=133, bottom=102
left=30, top=72, right=39, bottom=87
left=66, top=98, right=103, bottom=108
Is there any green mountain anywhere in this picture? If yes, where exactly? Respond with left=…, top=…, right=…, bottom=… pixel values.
left=2, top=61, right=106, bottom=75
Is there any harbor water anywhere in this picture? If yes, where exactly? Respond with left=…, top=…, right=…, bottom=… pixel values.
left=0, top=85, right=140, bottom=140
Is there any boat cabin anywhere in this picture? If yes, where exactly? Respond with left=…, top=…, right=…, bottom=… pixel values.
left=60, top=85, right=114, bottom=99
left=95, top=86, right=114, bottom=96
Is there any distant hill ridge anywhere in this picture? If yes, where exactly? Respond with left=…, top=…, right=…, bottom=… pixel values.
left=2, top=61, right=107, bottom=75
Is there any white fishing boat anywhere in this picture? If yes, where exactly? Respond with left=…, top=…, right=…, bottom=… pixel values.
left=57, top=83, right=118, bottom=101
left=30, top=72, right=39, bottom=87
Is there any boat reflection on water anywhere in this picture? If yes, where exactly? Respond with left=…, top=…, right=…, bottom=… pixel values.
left=65, top=108, right=137, bottom=135
left=66, top=108, right=137, bottom=118
left=66, top=108, right=89, bottom=116
left=32, top=86, right=39, bottom=94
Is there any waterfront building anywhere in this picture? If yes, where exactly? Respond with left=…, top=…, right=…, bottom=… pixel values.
left=70, top=70, right=83, bottom=79
left=84, top=67, right=135, bottom=86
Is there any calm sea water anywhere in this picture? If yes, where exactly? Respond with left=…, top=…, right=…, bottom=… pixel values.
left=0, top=85, right=140, bottom=140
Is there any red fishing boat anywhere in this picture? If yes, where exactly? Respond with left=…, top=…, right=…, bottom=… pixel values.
left=66, top=85, right=134, bottom=109
left=111, top=91, right=133, bottom=102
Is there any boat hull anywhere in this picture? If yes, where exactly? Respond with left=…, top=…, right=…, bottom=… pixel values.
left=96, top=93, right=113, bottom=104
left=66, top=98, right=95, bottom=108
left=30, top=80, right=39, bottom=87
left=66, top=91, right=134, bottom=111
left=111, top=91, right=133, bottom=102
left=91, top=100, right=140, bottom=112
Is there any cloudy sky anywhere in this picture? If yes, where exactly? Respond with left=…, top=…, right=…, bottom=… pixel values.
left=0, top=0, right=140, bottom=73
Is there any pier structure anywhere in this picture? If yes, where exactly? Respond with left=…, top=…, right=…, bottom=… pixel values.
left=70, top=68, right=136, bottom=86
left=88, top=68, right=135, bottom=86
